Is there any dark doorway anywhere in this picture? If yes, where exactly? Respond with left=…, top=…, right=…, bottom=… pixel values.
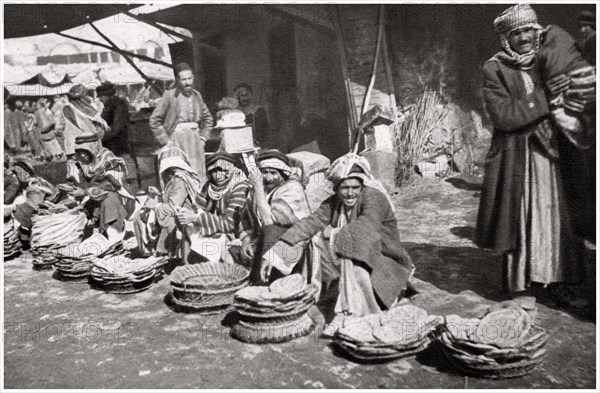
left=199, top=34, right=227, bottom=107
left=268, top=23, right=301, bottom=153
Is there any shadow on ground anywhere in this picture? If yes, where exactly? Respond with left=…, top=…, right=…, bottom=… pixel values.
left=450, top=226, right=476, bottom=241
left=445, top=176, right=483, bottom=192
left=405, top=241, right=596, bottom=323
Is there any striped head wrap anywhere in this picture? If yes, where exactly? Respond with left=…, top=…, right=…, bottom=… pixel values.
left=206, top=152, right=239, bottom=173
left=257, top=149, right=292, bottom=178
left=578, top=10, right=595, bottom=28
left=493, top=4, right=543, bottom=69
left=326, top=152, right=395, bottom=211
left=326, top=153, right=372, bottom=188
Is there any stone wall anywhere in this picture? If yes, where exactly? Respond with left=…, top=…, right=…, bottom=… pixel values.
left=385, top=4, right=589, bottom=177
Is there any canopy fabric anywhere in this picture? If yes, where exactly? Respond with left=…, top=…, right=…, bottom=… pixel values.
left=4, top=63, right=173, bottom=97
left=4, top=4, right=138, bottom=39
left=19, top=73, right=73, bottom=87
left=5, top=84, right=74, bottom=97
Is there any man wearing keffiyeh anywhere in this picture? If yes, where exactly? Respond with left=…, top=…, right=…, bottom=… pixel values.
left=261, top=152, right=415, bottom=336
left=239, top=150, right=320, bottom=290
left=175, top=152, right=250, bottom=264
left=134, top=144, right=204, bottom=260
left=64, top=133, right=135, bottom=243
left=476, top=4, right=583, bottom=294
left=496, top=4, right=596, bottom=244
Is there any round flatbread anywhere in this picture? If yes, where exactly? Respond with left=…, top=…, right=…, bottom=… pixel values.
left=338, top=319, right=376, bottom=343
left=444, top=315, right=480, bottom=341
left=475, top=307, right=530, bottom=348
left=363, top=313, right=383, bottom=329
left=381, top=304, right=428, bottom=326
left=372, top=323, right=416, bottom=344
left=268, top=273, right=305, bottom=296
left=235, top=286, right=269, bottom=301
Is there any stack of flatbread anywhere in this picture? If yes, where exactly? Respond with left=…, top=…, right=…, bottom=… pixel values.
left=123, top=237, right=138, bottom=251
left=30, top=211, right=86, bottom=269
left=90, top=254, right=168, bottom=294
left=53, top=234, right=121, bottom=281
left=334, top=305, right=442, bottom=362
left=4, top=218, right=22, bottom=260
left=437, top=305, right=548, bottom=379
left=168, top=262, right=249, bottom=313
left=230, top=274, right=318, bottom=344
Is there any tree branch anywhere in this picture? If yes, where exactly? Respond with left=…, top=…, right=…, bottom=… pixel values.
left=55, top=31, right=172, bottom=68
left=88, top=22, right=164, bottom=96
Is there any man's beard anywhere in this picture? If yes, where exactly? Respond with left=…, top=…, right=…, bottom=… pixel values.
left=180, top=84, right=193, bottom=94
left=264, top=181, right=280, bottom=194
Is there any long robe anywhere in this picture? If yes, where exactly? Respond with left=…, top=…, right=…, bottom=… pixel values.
left=154, top=176, right=196, bottom=258
left=275, top=187, right=414, bottom=309
left=475, top=55, right=580, bottom=291
left=475, top=56, right=550, bottom=253
left=149, top=87, right=213, bottom=182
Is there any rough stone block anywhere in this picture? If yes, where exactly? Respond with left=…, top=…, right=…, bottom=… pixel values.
left=365, top=124, right=394, bottom=153
left=359, top=149, right=397, bottom=192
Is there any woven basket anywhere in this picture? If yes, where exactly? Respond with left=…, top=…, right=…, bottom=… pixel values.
left=338, top=339, right=430, bottom=362
left=4, top=248, right=22, bottom=261
left=233, top=284, right=318, bottom=311
left=170, top=263, right=250, bottom=291
left=436, top=324, right=548, bottom=379
left=440, top=345, right=544, bottom=379
left=90, top=275, right=156, bottom=294
left=168, top=292, right=232, bottom=315
left=235, top=300, right=315, bottom=322
left=54, top=271, right=91, bottom=282
left=171, top=280, right=249, bottom=308
left=230, top=312, right=316, bottom=344
left=338, top=334, right=432, bottom=353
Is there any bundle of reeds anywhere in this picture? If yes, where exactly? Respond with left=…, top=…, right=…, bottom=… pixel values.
left=392, top=90, right=447, bottom=185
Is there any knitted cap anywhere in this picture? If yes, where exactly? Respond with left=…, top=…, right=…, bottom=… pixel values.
left=175, top=62, right=192, bottom=75
left=494, top=4, right=541, bottom=35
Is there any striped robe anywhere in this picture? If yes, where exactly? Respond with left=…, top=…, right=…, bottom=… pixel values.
left=195, top=181, right=250, bottom=237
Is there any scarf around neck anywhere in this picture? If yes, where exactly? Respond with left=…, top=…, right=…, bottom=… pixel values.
left=206, top=167, right=247, bottom=201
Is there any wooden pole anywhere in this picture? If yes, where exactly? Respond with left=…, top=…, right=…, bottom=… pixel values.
left=360, top=4, right=385, bottom=117
left=352, top=4, right=385, bottom=154
left=380, top=7, right=398, bottom=118
left=334, top=5, right=359, bottom=150
left=56, top=31, right=172, bottom=68
left=88, top=22, right=163, bottom=96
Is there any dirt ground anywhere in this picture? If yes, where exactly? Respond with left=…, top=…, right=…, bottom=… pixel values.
left=3, top=175, right=596, bottom=389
